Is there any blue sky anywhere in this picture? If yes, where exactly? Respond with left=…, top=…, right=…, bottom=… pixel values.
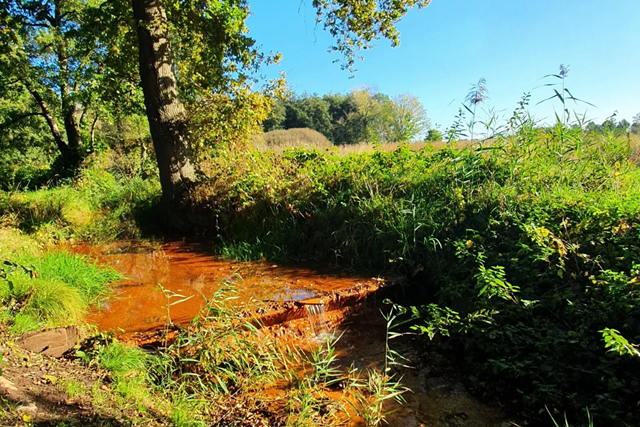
left=246, top=0, right=640, bottom=131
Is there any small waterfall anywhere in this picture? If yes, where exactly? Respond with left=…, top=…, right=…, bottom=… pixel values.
left=303, top=302, right=330, bottom=340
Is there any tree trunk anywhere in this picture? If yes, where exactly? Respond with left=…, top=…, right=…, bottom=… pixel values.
left=89, top=115, right=99, bottom=153
left=131, top=0, right=197, bottom=204
left=63, top=106, right=83, bottom=152
left=27, top=87, right=70, bottom=157
left=53, top=0, right=83, bottom=161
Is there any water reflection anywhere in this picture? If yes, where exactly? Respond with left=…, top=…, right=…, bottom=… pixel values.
left=65, top=240, right=374, bottom=334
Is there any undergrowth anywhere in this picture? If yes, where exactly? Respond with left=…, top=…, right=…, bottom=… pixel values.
left=74, top=286, right=405, bottom=427
left=0, top=151, right=161, bottom=243
left=180, top=102, right=640, bottom=425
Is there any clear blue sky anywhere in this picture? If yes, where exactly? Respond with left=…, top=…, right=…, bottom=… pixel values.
left=246, top=0, right=640, bottom=131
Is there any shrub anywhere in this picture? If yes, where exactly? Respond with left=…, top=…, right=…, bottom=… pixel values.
left=185, top=121, right=640, bottom=425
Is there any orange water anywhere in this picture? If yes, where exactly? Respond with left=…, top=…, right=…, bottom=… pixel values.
left=65, top=240, right=378, bottom=334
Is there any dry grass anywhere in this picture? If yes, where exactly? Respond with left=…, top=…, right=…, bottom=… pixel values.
left=628, top=133, right=640, bottom=166
left=333, top=140, right=478, bottom=155
left=249, top=127, right=486, bottom=155
left=250, top=128, right=333, bottom=152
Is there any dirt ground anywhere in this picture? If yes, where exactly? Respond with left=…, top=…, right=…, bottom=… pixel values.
left=0, top=326, right=167, bottom=426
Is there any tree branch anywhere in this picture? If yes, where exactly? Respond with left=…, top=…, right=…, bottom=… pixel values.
left=0, top=112, right=45, bottom=130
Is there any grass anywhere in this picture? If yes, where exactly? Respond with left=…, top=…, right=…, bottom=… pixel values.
left=0, top=229, right=122, bottom=334
left=251, top=127, right=334, bottom=152
left=52, top=285, right=402, bottom=426
left=189, top=113, right=640, bottom=425
left=1, top=90, right=639, bottom=425
left=0, top=151, right=161, bottom=244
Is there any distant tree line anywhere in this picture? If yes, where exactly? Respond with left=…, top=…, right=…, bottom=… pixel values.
left=263, top=88, right=430, bottom=145
left=586, top=112, right=640, bottom=135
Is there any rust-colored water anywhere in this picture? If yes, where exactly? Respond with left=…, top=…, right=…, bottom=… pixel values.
left=66, top=240, right=379, bottom=334
left=66, top=240, right=509, bottom=426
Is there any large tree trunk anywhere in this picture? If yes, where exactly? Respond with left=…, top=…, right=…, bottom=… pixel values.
left=131, top=0, right=197, bottom=204
left=62, top=106, right=83, bottom=152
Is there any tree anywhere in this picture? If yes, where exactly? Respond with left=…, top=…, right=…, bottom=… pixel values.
left=131, top=0, right=196, bottom=202
left=129, top=0, right=432, bottom=202
left=426, top=128, right=442, bottom=142
left=3, top=0, right=433, bottom=200
left=0, top=0, right=104, bottom=164
left=631, top=113, right=640, bottom=135
left=389, top=93, right=429, bottom=142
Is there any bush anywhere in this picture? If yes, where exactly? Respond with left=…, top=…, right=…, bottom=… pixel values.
left=0, top=153, right=162, bottom=243
left=426, top=128, right=443, bottom=141
left=185, top=121, right=640, bottom=425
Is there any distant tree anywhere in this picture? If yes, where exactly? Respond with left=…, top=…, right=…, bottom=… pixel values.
left=263, top=99, right=286, bottom=132
left=262, top=89, right=430, bottom=145
left=283, top=102, right=313, bottom=130
left=427, top=128, right=443, bottom=142
left=323, top=93, right=361, bottom=145
left=631, top=113, right=640, bottom=134
left=586, top=112, right=632, bottom=136
left=299, top=97, right=333, bottom=140
left=389, top=93, right=429, bottom=142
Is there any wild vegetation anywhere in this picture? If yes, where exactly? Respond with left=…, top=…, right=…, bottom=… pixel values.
left=183, top=95, right=640, bottom=425
left=2, top=0, right=640, bottom=425
left=263, top=89, right=430, bottom=145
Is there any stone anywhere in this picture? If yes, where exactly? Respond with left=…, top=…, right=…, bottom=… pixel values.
left=16, top=326, right=81, bottom=358
left=0, top=376, right=21, bottom=401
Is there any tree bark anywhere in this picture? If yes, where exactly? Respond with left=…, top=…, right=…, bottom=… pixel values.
left=131, top=0, right=197, bottom=204
left=62, top=107, right=83, bottom=151
left=89, top=114, right=99, bottom=153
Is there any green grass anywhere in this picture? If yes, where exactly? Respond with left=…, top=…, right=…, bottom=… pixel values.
left=0, top=231, right=122, bottom=334
left=186, top=118, right=640, bottom=425
left=0, top=152, right=161, bottom=243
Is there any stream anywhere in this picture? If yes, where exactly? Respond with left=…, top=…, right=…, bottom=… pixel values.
left=68, top=240, right=511, bottom=427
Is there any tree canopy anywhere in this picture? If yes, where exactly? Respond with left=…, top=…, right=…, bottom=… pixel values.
left=1, top=0, right=434, bottom=200
left=264, top=89, right=430, bottom=145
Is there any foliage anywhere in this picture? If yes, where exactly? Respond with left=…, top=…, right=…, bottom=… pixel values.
left=312, top=0, right=432, bottom=72
left=426, top=128, right=443, bottom=142
left=0, top=152, right=161, bottom=242
left=0, top=232, right=121, bottom=334
left=185, top=100, right=640, bottom=425
left=263, top=89, right=430, bottom=145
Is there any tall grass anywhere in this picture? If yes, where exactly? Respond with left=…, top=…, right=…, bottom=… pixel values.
left=0, top=230, right=122, bottom=334
left=251, top=127, right=334, bottom=152
left=187, top=103, right=640, bottom=425
left=79, top=285, right=408, bottom=426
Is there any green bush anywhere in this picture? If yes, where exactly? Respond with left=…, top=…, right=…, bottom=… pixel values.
left=0, top=153, right=162, bottom=242
left=186, top=119, right=640, bottom=425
